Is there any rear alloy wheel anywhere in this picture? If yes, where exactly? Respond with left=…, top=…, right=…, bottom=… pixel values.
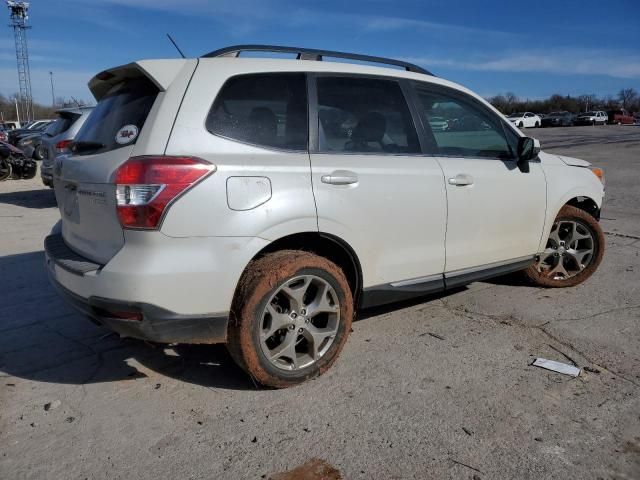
left=524, top=205, right=604, bottom=287
left=227, top=250, right=353, bottom=388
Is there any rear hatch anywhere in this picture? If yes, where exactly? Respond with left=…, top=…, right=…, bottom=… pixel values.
left=53, top=66, right=161, bottom=264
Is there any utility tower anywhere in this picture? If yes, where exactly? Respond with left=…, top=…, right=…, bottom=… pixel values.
left=7, top=1, right=33, bottom=122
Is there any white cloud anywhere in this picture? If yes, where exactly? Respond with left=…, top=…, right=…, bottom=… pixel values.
left=404, top=48, right=640, bottom=79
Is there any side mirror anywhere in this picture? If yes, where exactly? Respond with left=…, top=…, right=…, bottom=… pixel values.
left=516, top=137, right=540, bottom=172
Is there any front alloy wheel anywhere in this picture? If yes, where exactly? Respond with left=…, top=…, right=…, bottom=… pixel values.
left=524, top=205, right=604, bottom=287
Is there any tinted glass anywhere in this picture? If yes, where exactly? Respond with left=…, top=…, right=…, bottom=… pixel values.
left=316, top=76, right=419, bottom=154
left=413, top=83, right=514, bottom=159
left=43, top=113, right=80, bottom=137
left=206, top=73, right=307, bottom=151
left=73, top=77, right=158, bottom=155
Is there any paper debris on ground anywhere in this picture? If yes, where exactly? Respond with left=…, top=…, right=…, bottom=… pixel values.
left=532, top=358, right=581, bottom=377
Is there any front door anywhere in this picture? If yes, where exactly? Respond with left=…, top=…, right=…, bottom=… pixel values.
left=309, top=75, right=447, bottom=293
left=410, top=81, right=547, bottom=274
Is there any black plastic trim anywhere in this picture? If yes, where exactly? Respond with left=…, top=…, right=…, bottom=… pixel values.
left=47, top=270, right=229, bottom=344
left=360, top=256, right=535, bottom=309
left=360, top=277, right=445, bottom=309
left=44, top=234, right=102, bottom=275
left=444, top=257, right=534, bottom=289
left=202, top=44, right=433, bottom=75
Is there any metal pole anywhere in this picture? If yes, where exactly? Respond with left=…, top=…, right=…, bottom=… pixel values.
left=49, top=71, right=55, bottom=108
left=15, top=97, right=20, bottom=125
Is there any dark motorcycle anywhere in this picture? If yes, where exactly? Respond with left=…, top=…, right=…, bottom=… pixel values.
left=0, top=140, right=37, bottom=181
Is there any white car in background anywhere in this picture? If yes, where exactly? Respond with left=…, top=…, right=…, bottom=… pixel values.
left=507, top=112, right=541, bottom=128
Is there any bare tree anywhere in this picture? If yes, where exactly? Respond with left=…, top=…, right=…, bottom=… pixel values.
left=618, top=88, right=638, bottom=110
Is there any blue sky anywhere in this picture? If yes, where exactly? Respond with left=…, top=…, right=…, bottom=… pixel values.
left=1, top=0, right=639, bottom=104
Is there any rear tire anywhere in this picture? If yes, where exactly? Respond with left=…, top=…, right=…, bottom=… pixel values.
left=227, top=250, right=353, bottom=388
left=524, top=205, right=604, bottom=288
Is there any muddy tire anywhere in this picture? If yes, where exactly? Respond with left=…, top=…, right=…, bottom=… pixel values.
left=227, top=250, right=354, bottom=388
left=524, top=205, right=604, bottom=288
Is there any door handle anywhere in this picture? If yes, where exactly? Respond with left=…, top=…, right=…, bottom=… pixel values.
left=321, top=170, right=359, bottom=185
left=448, top=174, right=474, bottom=186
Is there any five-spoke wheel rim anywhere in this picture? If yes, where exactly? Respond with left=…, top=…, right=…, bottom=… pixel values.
left=535, top=219, right=596, bottom=280
left=259, top=275, right=340, bottom=371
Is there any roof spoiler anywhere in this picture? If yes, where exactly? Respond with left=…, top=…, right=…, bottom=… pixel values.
left=88, top=59, right=191, bottom=101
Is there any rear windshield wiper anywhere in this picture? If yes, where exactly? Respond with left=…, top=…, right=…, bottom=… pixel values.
left=72, top=141, right=105, bottom=153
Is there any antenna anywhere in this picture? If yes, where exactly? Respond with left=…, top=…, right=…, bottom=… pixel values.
left=6, top=1, right=33, bottom=122
left=166, top=33, right=186, bottom=59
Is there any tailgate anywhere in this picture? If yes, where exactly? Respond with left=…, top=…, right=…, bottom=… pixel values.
left=53, top=61, right=192, bottom=265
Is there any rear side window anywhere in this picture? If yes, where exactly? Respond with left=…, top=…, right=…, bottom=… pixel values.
left=73, top=76, right=158, bottom=155
left=206, top=73, right=308, bottom=151
left=44, top=113, right=80, bottom=137
left=316, top=76, right=419, bottom=154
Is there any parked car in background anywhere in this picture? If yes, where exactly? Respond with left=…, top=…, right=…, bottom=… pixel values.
left=541, top=111, right=576, bottom=127
left=428, top=116, right=448, bottom=131
left=507, top=112, right=541, bottom=128
left=40, top=107, right=93, bottom=187
left=1, top=121, right=21, bottom=130
left=0, top=126, right=7, bottom=142
left=44, top=45, right=605, bottom=388
left=607, top=109, right=635, bottom=125
left=7, top=120, right=54, bottom=146
left=574, top=111, right=607, bottom=126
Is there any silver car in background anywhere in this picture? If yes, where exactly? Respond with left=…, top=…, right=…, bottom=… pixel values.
left=40, top=107, right=94, bottom=187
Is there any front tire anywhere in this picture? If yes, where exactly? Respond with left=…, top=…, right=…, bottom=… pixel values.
left=524, top=205, right=604, bottom=288
left=0, top=158, right=11, bottom=181
left=227, top=250, right=353, bottom=388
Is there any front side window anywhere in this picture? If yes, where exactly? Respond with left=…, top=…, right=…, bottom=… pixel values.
left=316, top=76, right=419, bottom=154
left=413, top=83, right=515, bottom=159
left=206, top=73, right=307, bottom=151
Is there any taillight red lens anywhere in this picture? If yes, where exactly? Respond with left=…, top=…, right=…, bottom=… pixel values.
left=115, top=156, right=214, bottom=229
left=55, top=139, right=73, bottom=153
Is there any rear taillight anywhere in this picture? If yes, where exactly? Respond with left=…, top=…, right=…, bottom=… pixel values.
left=55, top=139, right=73, bottom=154
left=115, top=156, right=215, bottom=229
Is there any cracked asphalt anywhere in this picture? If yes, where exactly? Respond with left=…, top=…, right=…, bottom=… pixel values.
left=1, top=125, right=639, bottom=479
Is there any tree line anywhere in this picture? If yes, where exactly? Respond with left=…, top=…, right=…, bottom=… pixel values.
left=488, top=88, right=639, bottom=115
left=0, top=93, right=93, bottom=123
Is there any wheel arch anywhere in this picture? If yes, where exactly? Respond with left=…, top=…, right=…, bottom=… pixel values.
left=236, top=231, right=363, bottom=307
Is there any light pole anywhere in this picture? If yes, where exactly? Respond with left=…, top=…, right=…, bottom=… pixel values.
left=49, top=71, right=55, bottom=108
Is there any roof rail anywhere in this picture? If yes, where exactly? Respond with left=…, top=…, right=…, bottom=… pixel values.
left=201, top=44, right=433, bottom=76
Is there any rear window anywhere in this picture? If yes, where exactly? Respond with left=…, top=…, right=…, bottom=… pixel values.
left=73, top=76, right=158, bottom=155
left=206, top=73, right=308, bottom=151
left=44, top=113, right=80, bottom=137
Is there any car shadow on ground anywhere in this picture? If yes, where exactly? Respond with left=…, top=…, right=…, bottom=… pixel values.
left=0, top=188, right=57, bottom=209
left=0, top=250, right=255, bottom=391
left=0, top=250, right=529, bottom=390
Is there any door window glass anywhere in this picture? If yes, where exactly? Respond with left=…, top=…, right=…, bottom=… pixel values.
left=316, top=76, right=419, bottom=154
left=413, top=83, right=515, bottom=159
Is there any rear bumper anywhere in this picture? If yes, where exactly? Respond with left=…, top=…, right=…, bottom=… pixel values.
left=48, top=273, right=229, bottom=344
left=44, top=233, right=237, bottom=344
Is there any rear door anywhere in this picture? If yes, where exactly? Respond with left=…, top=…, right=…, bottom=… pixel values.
left=309, top=74, right=447, bottom=291
left=410, top=81, right=546, bottom=276
left=53, top=69, right=166, bottom=264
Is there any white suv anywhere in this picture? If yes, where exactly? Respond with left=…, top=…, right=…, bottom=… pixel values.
left=45, top=45, right=605, bottom=387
